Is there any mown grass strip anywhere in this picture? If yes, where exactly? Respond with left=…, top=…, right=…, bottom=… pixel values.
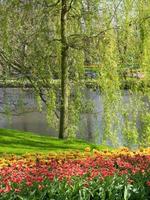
left=0, top=128, right=110, bottom=155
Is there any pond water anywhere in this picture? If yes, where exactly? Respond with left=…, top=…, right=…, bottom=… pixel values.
left=0, top=88, right=147, bottom=145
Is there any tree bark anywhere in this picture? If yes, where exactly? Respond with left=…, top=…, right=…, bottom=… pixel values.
left=59, top=0, right=68, bottom=139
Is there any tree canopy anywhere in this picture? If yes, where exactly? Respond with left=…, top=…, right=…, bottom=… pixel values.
left=0, top=0, right=150, bottom=147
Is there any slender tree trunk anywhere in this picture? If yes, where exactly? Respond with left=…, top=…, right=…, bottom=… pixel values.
left=59, top=0, right=68, bottom=139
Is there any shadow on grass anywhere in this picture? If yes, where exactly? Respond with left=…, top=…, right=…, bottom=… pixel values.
left=0, top=140, right=85, bottom=150
left=0, top=129, right=91, bottom=153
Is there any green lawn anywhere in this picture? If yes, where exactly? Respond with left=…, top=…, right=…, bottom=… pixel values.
left=0, top=128, right=108, bottom=155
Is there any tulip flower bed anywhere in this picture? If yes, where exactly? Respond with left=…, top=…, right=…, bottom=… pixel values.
left=0, top=148, right=150, bottom=200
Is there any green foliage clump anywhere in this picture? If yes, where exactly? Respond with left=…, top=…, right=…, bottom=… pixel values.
left=0, top=174, right=150, bottom=200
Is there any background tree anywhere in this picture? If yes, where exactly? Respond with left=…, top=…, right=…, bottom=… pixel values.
left=0, top=0, right=150, bottom=147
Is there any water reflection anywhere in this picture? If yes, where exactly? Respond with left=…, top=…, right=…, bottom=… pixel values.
left=0, top=88, right=148, bottom=145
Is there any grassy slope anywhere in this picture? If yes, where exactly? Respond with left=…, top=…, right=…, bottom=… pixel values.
left=0, top=129, right=109, bottom=155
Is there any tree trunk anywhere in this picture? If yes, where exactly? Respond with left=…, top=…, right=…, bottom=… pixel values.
left=59, top=0, right=68, bottom=139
